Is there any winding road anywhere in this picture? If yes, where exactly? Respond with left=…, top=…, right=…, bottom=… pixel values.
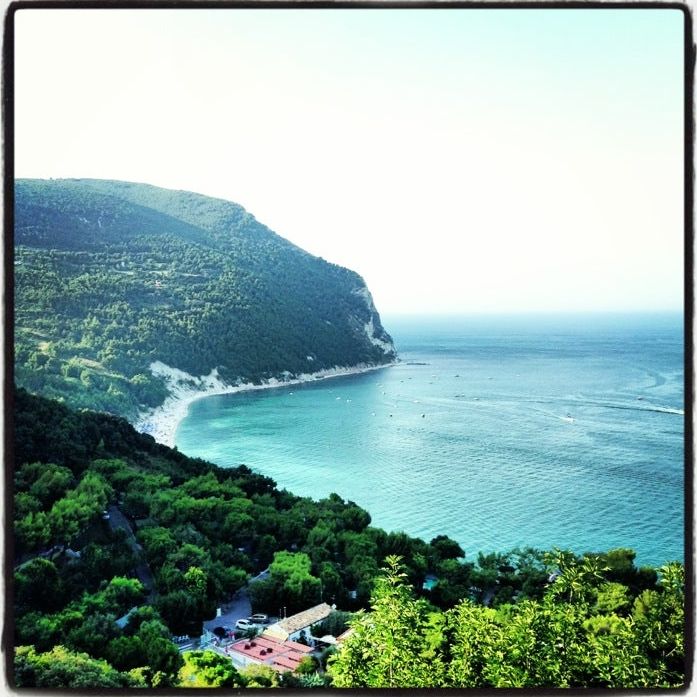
left=107, top=504, right=155, bottom=600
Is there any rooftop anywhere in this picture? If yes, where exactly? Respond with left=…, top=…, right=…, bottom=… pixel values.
left=271, top=654, right=304, bottom=671
left=228, top=634, right=312, bottom=673
left=115, top=606, right=138, bottom=630
left=273, top=602, right=334, bottom=635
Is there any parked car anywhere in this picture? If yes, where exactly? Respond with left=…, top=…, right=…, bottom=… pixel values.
left=249, top=614, right=269, bottom=624
left=235, top=618, right=254, bottom=631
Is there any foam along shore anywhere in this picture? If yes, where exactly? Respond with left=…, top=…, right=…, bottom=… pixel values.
left=135, top=359, right=397, bottom=448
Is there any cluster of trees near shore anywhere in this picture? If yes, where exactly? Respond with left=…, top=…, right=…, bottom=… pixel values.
left=328, top=556, right=685, bottom=688
left=12, top=388, right=686, bottom=688
left=14, top=178, right=395, bottom=419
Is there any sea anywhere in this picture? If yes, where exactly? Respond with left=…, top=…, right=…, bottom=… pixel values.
left=175, top=313, right=685, bottom=568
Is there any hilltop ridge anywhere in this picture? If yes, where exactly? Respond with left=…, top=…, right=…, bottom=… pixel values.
left=14, top=178, right=396, bottom=420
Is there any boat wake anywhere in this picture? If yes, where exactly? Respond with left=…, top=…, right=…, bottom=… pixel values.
left=522, top=395, right=684, bottom=419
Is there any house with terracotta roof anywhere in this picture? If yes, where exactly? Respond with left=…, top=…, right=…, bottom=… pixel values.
left=262, top=602, right=334, bottom=644
left=227, top=634, right=313, bottom=673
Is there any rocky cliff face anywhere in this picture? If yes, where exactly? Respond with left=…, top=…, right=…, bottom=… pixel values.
left=353, top=286, right=397, bottom=357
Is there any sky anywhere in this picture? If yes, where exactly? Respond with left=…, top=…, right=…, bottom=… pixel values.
left=14, top=8, right=685, bottom=315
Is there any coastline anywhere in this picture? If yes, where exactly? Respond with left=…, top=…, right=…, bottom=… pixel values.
left=135, top=360, right=397, bottom=448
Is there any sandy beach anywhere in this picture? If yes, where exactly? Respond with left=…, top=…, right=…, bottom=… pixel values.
left=135, top=360, right=397, bottom=448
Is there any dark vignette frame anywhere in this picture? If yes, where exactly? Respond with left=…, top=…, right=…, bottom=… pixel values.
left=2, top=2, right=693, bottom=694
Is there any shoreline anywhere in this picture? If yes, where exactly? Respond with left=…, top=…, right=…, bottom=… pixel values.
left=135, top=360, right=398, bottom=448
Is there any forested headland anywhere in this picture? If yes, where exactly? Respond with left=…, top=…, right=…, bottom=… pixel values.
left=14, top=179, right=396, bottom=419
left=11, top=389, right=686, bottom=688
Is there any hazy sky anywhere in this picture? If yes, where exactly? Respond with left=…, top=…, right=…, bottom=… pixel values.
left=14, top=9, right=684, bottom=314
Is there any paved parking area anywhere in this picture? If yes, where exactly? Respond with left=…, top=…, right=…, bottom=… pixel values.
left=203, top=590, right=253, bottom=634
left=202, top=569, right=273, bottom=635
left=176, top=570, right=274, bottom=653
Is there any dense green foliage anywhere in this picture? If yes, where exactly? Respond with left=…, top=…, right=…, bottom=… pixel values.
left=14, top=645, right=144, bottom=688
left=8, top=389, right=479, bottom=686
left=15, top=178, right=395, bottom=418
left=328, top=556, right=686, bottom=688
left=178, top=650, right=246, bottom=687
left=12, top=390, right=686, bottom=688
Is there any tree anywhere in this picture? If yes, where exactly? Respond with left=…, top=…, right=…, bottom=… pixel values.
left=430, top=558, right=474, bottom=609
left=24, top=463, right=74, bottom=506
left=240, top=663, right=280, bottom=688
left=122, top=605, right=161, bottom=635
left=15, top=510, right=51, bottom=551
left=143, top=636, right=183, bottom=687
left=15, top=558, right=63, bottom=613
left=263, top=551, right=322, bottom=614
left=329, top=556, right=446, bottom=688
left=179, top=650, right=245, bottom=687
left=545, top=550, right=609, bottom=604
left=632, top=563, right=685, bottom=685
left=14, top=645, right=134, bottom=688
left=15, top=610, right=79, bottom=652
left=429, top=534, right=465, bottom=561
left=65, top=612, right=120, bottom=657
left=156, top=590, right=202, bottom=636
left=595, top=582, right=631, bottom=615
left=296, top=655, right=319, bottom=674
left=105, top=635, right=147, bottom=671
left=103, top=576, right=145, bottom=613
left=329, top=556, right=685, bottom=689
left=14, top=492, right=41, bottom=519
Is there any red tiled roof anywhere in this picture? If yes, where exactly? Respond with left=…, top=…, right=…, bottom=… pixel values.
left=229, top=634, right=312, bottom=673
left=229, top=636, right=278, bottom=661
left=261, top=635, right=313, bottom=654
left=271, top=654, right=303, bottom=671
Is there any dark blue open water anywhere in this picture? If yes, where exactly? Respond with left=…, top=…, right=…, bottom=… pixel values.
left=176, top=313, right=685, bottom=567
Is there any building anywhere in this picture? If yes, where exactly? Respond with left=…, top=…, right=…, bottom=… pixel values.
left=227, top=635, right=313, bottom=673
left=115, top=607, right=138, bottom=630
left=262, top=602, right=334, bottom=644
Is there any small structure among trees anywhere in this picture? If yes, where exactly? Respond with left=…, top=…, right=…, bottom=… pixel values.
left=263, top=602, right=334, bottom=644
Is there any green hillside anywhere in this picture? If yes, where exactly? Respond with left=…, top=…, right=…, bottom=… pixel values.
left=14, top=179, right=396, bottom=418
left=12, top=389, right=685, bottom=688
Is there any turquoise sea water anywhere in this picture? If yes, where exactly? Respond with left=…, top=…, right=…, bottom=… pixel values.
left=175, top=313, right=685, bottom=568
